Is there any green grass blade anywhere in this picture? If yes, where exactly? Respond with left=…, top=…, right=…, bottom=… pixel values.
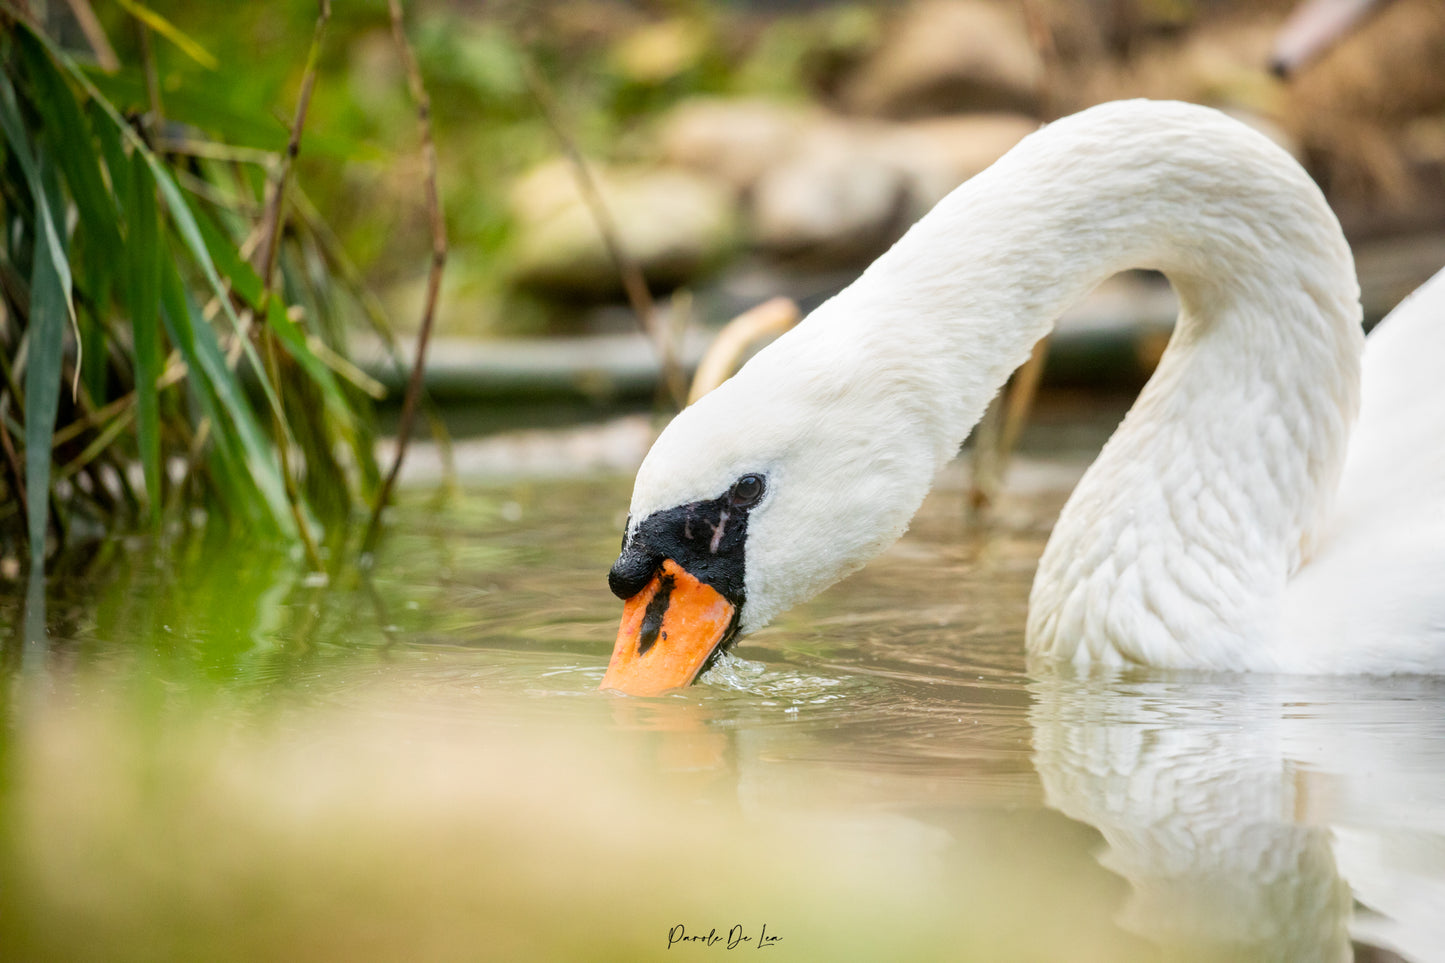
left=149, top=158, right=292, bottom=432
left=192, top=204, right=368, bottom=414
left=125, top=151, right=164, bottom=526
left=0, top=72, right=78, bottom=336
left=23, top=232, right=67, bottom=569
left=157, top=259, right=294, bottom=536
left=86, top=99, right=128, bottom=196
left=19, top=32, right=123, bottom=407
left=14, top=22, right=291, bottom=439
left=191, top=208, right=372, bottom=498
left=169, top=348, right=258, bottom=530
left=0, top=73, right=75, bottom=568
left=18, top=32, right=122, bottom=252
left=191, top=207, right=265, bottom=305
left=264, top=295, right=355, bottom=427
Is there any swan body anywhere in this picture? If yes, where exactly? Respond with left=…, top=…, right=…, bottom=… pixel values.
left=602, top=99, right=1445, bottom=692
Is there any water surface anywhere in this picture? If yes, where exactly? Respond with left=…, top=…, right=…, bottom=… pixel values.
left=2, top=472, right=1442, bottom=962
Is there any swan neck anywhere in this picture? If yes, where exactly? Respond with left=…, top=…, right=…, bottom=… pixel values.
left=839, top=103, right=1363, bottom=667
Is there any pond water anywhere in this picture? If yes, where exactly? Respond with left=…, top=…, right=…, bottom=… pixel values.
left=2, top=462, right=1444, bottom=962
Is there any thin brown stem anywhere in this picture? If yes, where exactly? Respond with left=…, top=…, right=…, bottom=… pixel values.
left=62, top=0, right=119, bottom=70
left=520, top=56, right=686, bottom=411
left=49, top=356, right=184, bottom=449
left=135, top=19, right=163, bottom=135
left=294, top=188, right=458, bottom=488
left=250, top=0, right=331, bottom=569
left=361, top=0, right=448, bottom=559
left=263, top=331, right=323, bottom=569
left=56, top=408, right=133, bottom=481
left=253, top=0, right=329, bottom=287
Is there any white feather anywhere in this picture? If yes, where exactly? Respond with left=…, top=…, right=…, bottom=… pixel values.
left=627, top=99, right=1445, bottom=672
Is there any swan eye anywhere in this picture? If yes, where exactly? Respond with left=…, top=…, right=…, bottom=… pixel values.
left=728, top=474, right=765, bottom=508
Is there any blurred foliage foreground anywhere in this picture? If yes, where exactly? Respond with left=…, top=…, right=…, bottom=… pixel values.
left=0, top=5, right=430, bottom=572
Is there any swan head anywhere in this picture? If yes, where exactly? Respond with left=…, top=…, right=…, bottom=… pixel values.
left=600, top=319, right=942, bottom=695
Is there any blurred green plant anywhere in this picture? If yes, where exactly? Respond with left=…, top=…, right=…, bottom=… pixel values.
left=0, top=6, right=388, bottom=571
left=80, top=3, right=870, bottom=339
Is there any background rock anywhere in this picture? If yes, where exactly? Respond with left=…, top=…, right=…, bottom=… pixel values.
left=873, top=113, right=1040, bottom=216
left=749, top=122, right=909, bottom=264
left=656, top=98, right=817, bottom=196
left=508, top=160, right=737, bottom=297
left=840, top=0, right=1044, bottom=118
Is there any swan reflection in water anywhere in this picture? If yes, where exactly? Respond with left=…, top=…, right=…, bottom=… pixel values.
left=1030, top=670, right=1445, bottom=962
left=601, top=646, right=1445, bottom=961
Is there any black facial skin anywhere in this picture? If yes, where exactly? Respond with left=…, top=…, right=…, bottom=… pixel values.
left=608, top=475, right=765, bottom=673
left=608, top=473, right=766, bottom=614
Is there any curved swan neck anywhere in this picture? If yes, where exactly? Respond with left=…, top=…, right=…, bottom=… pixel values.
left=830, top=101, right=1362, bottom=668
left=841, top=102, right=1359, bottom=456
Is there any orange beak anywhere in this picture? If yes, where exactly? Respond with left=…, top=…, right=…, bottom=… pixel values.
left=599, top=559, right=736, bottom=696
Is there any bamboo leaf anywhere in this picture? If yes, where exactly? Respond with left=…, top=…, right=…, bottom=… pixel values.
left=126, top=151, right=164, bottom=526
left=191, top=207, right=264, bottom=304
left=265, top=293, right=357, bottom=423
left=19, top=33, right=121, bottom=408
left=5, top=16, right=375, bottom=545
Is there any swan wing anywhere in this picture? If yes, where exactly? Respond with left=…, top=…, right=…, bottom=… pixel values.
left=1284, top=267, right=1445, bottom=671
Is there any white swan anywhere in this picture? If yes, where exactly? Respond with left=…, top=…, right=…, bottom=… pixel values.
left=600, top=100, right=1445, bottom=695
